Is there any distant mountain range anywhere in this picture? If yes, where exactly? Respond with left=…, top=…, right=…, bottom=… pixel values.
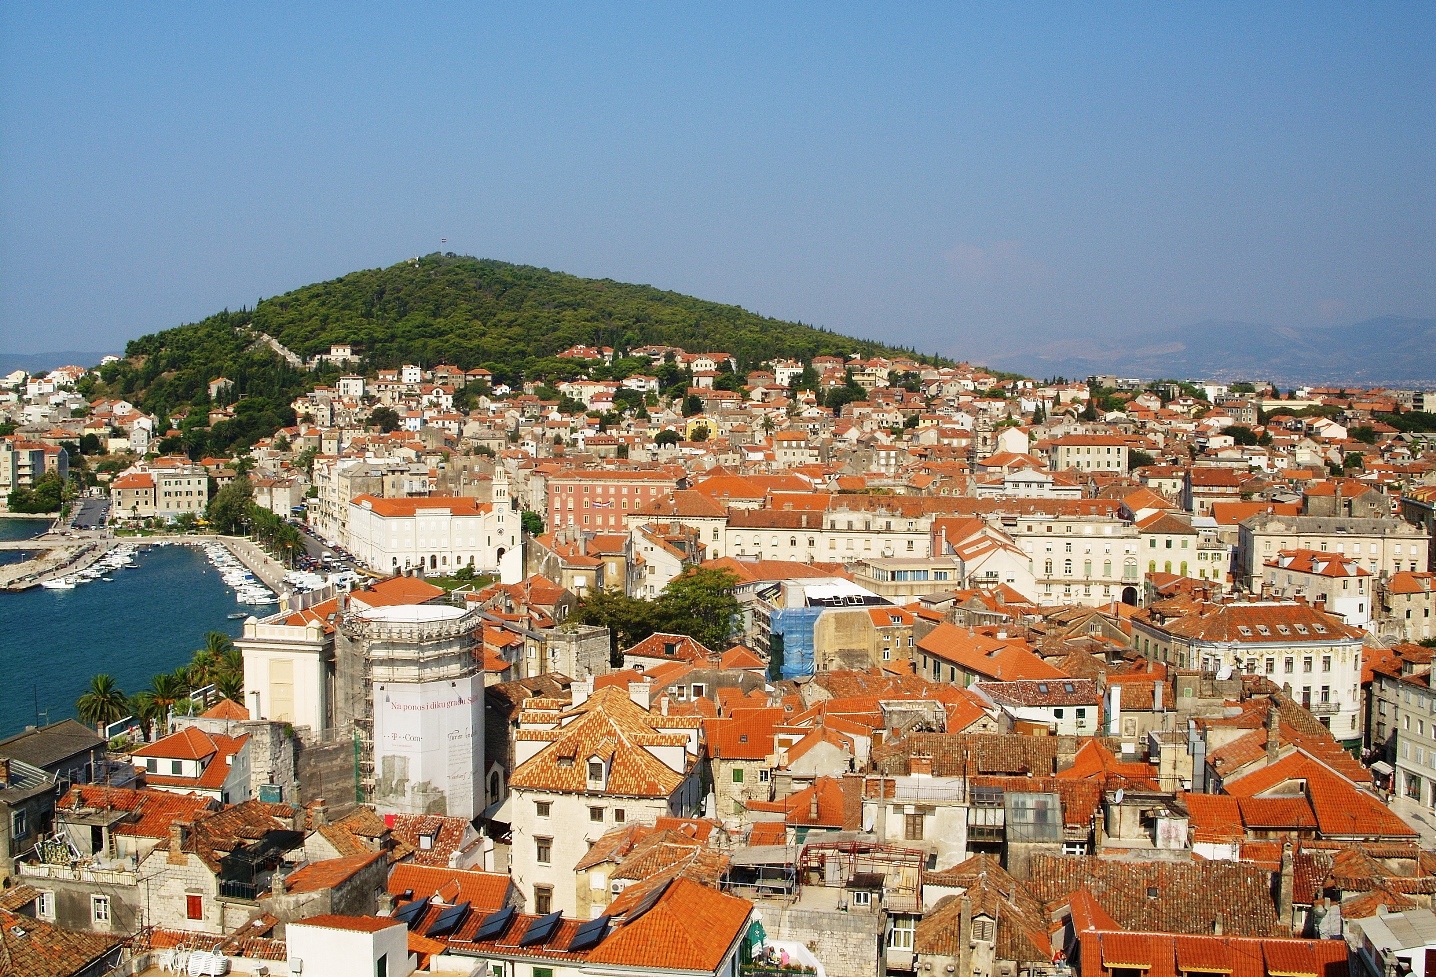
left=985, top=316, right=1436, bottom=387
left=0, top=351, right=115, bottom=376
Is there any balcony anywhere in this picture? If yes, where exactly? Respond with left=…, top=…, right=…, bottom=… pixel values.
left=1309, top=700, right=1339, bottom=715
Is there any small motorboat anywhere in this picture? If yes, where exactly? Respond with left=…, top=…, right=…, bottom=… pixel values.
left=227, top=611, right=248, bottom=620
left=40, top=577, right=76, bottom=590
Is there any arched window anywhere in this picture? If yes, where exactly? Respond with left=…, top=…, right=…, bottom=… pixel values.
left=1045, top=560, right=1054, bottom=576
left=1064, top=560, right=1073, bottom=576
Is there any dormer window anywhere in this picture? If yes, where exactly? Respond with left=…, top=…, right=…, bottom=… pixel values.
left=588, top=760, right=605, bottom=782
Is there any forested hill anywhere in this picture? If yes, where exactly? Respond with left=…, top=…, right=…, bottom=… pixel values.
left=130, top=254, right=943, bottom=378
left=107, top=255, right=946, bottom=445
left=246, top=254, right=940, bottom=370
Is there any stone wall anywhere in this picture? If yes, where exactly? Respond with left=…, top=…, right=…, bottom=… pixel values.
left=295, top=730, right=361, bottom=819
left=766, top=905, right=886, bottom=977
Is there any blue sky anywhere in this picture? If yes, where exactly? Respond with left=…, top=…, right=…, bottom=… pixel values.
left=1, top=4, right=1432, bottom=363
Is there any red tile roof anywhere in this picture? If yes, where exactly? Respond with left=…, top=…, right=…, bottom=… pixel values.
left=387, top=864, right=516, bottom=909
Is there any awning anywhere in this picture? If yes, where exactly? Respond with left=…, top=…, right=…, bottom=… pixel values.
left=1371, top=761, right=1394, bottom=777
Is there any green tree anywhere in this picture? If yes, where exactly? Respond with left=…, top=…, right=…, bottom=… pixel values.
left=8, top=469, right=66, bottom=513
left=369, top=406, right=401, bottom=432
left=1350, top=426, right=1377, bottom=444
left=295, top=445, right=319, bottom=476
left=129, top=691, right=159, bottom=742
left=655, top=567, right=740, bottom=649
left=207, top=476, right=254, bottom=535
left=654, top=429, right=681, bottom=447
left=521, top=510, right=545, bottom=536
left=690, top=425, right=710, bottom=443
left=215, top=672, right=244, bottom=701
left=76, top=674, right=129, bottom=733
left=573, top=587, right=663, bottom=665
left=682, top=394, right=703, bottom=417
left=1128, top=449, right=1156, bottom=471
left=1226, top=425, right=1259, bottom=446
left=146, top=673, right=186, bottom=728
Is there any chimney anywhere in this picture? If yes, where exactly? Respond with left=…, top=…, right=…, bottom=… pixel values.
left=272, top=871, right=286, bottom=896
left=311, top=799, right=328, bottom=827
left=1266, top=703, right=1281, bottom=763
left=1213, top=915, right=1224, bottom=936
left=0, top=757, right=9, bottom=787
left=660, top=695, right=669, bottom=717
left=958, top=896, right=974, bottom=977
left=630, top=679, right=652, bottom=712
left=168, top=821, right=191, bottom=865
left=808, top=790, right=820, bottom=822
left=571, top=679, right=592, bottom=708
left=1154, top=681, right=1163, bottom=712
left=1278, top=843, right=1295, bottom=928
left=910, top=755, right=933, bottom=778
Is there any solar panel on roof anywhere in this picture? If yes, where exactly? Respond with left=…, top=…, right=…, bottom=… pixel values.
left=568, top=915, right=609, bottom=952
left=520, top=911, right=563, bottom=947
left=425, top=901, right=471, bottom=938
left=473, top=906, right=516, bottom=941
left=392, top=898, right=427, bottom=929
left=620, top=878, right=671, bottom=925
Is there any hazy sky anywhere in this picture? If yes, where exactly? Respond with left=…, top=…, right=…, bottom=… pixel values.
left=2, top=4, right=1432, bottom=363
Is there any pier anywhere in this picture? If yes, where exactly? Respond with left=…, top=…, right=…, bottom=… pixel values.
left=0, top=539, right=118, bottom=591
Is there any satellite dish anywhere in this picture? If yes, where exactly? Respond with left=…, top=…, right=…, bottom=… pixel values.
left=1114, top=788, right=1125, bottom=805
left=1216, top=664, right=1233, bottom=681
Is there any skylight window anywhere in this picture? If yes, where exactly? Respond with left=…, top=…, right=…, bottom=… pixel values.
left=1276, top=625, right=1290, bottom=635
left=1256, top=626, right=1271, bottom=635
left=1294, top=624, right=1308, bottom=635
left=1238, top=626, right=1253, bottom=636
left=1313, top=624, right=1327, bottom=634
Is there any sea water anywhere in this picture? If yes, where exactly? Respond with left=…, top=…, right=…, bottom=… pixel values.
left=0, top=540, right=247, bottom=737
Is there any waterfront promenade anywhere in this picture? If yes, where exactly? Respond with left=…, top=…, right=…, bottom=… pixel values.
left=0, top=530, right=289, bottom=594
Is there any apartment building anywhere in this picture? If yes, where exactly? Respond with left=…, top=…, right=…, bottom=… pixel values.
left=345, top=492, right=518, bottom=579
left=546, top=468, right=683, bottom=532
left=0, top=436, right=67, bottom=505
left=1045, top=434, right=1128, bottom=472
left=506, top=684, right=704, bottom=916
left=1262, top=549, right=1373, bottom=630
left=1131, top=599, right=1365, bottom=747
left=1009, top=514, right=1142, bottom=607
left=1237, top=513, right=1430, bottom=588
left=1383, top=572, right=1435, bottom=642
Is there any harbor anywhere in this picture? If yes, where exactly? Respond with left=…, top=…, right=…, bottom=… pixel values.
left=0, top=517, right=313, bottom=735
left=0, top=542, right=244, bottom=737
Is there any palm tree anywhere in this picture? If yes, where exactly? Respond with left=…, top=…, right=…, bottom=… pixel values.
left=204, top=631, right=234, bottom=658
left=215, top=672, right=244, bottom=703
left=76, top=674, right=129, bottom=734
left=129, top=691, right=158, bottom=742
left=147, top=673, right=185, bottom=734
